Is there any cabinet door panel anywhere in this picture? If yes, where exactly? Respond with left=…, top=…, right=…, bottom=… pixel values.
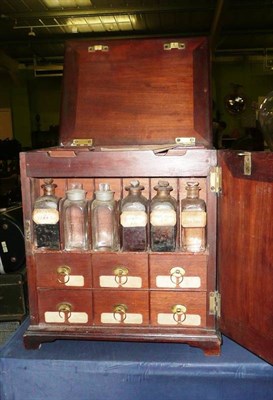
left=219, top=151, right=273, bottom=364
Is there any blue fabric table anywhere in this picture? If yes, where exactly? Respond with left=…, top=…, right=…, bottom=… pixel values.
left=1, top=319, right=273, bottom=400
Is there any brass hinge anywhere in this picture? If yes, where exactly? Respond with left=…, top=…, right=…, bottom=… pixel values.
left=88, top=45, right=109, bottom=52
left=209, top=291, right=221, bottom=318
left=210, top=166, right=222, bottom=194
left=163, top=42, right=185, bottom=51
left=175, top=137, right=196, bottom=146
left=238, top=152, right=252, bottom=175
left=70, top=139, right=93, bottom=147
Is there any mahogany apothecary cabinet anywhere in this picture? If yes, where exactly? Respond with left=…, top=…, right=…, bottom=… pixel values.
left=19, top=37, right=273, bottom=364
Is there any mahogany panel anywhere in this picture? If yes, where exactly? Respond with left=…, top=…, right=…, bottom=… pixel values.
left=35, top=253, right=92, bottom=289
left=93, top=290, right=149, bottom=326
left=149, top=254, right=207, bottom=290
left=37, top=288, right=93, bottom=326
left=92, top=253, right=148, bottom=289
left=150, top=291, right=207, bottom=328
left=218, top=150, right=273, bottom=364
left=23, top=149, right=217, bottom=178
left=59, top=37, right=211, bottom=146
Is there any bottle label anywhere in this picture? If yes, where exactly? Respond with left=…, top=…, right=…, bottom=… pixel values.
left=33, top=209, right=59, bottom=225
left=120, top=211, right=148, bottom=227
left=150, top=209, right=176, bottom=227
left=181, top=211, right=206, bottom=227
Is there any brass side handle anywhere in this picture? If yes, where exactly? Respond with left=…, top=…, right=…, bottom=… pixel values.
left=113, top=266, right=129, bottom=286
left=113, top=303, right=128, bottom=322
left=57, top=265, right=71, bottom=284
left=57, top=302, right=72, bottom=319
left=171, top=304, right=187, bottom=324
left=170, top=267, right=185, bottom=285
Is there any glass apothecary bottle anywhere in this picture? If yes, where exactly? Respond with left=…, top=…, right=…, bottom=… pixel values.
left=62, top=186, right=89, bottom=250
left=32, top=178, right=60, bottom=249
left=150, top=180, right=177, bottom=252
left=181, top=182, right=206, bottom=252
left=91, top=183, right=119, bottom=251
left=120, top=180, right=148, bottom=251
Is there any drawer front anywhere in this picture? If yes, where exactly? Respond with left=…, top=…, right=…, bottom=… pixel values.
left=93, top=290, right=149, bottom=326
left=35, top=253, right=92, bottom=289
left=92, top=253, right=148, bottom=289
left=150, top=291, right=207, bottom=328
left=38, top=288, right=92, bottom=325
left=149, top=254, right=207, bottom=290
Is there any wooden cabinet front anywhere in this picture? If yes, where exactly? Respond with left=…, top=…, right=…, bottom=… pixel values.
left=20, top=147, right=220, bottom=354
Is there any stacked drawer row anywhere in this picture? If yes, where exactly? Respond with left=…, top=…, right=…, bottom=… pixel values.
left=35, top=252, right=208, bottom=328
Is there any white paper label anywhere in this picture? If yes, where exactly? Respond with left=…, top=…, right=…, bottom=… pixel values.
left=65, top=275, right=84, bottom=287
left=100, top=275, right=142, bottom=288
left=44, top=311, right=88, bottom=323
left=1, top=241, right=8, bottom=253
left=101, top=312, right=143, bottom=324
left=120, top=211, right=148, bottom=227
left=156, top=275, right=201, bottom=288
left=0, top=256, right=5, bottom=274
left=181, top=211, right=206, bottom=228
left=157, top=313, right=201, bottom=326
left=33, top=208, right=59, bottom=225
left=150, top=209, right=176, bottom=227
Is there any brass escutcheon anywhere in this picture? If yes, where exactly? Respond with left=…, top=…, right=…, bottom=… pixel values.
left=171, top=304, right=187, bottom=324
left=57, top=265, right=71, bottom=284
left=113, top=303, right=128, bottom=323
left=113, top=266, right=129, bottom=286
left=57, top=302, right=72, bottom=319
left=170, top=267, right=185, bottom=285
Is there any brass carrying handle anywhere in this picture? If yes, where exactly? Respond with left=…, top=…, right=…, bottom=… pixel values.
left=113, top=266, right=129, bottom=286
left=170, top=267, right=185, bottom=285
left=57, top=265, right=71, bottom=284
left=57, top=302, right=72, bottom=319
left=113, top=303, right=128, bottom=322
left=171, top=304, right=187, bottom=324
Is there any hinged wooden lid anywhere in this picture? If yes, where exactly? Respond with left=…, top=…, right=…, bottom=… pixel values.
left=59, top=36, right=212, bottom=147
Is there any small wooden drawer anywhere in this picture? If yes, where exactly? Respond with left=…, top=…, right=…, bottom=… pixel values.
left=150, top=291, right=207, bottom=328
left=92, top=253, right=148, bottom=289
left=37, top=288, right=92, bottom=325
left=35, top=253, right=92, bottom=289
left=149, top=254, right=207, bottom=290
left=93, top=290, right=149, bottom=326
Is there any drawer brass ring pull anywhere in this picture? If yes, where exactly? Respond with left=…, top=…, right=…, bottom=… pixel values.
left=113, top=304, right=128, bottom=323
left=113, top=266, right=129, bottom=287
left=170, top=267, right=185, bottom=285
left=57, top=302, right=72, bottom=320
left=57, top=265, right=71, bottom=284
left=172, top=304, right=187, bottom=324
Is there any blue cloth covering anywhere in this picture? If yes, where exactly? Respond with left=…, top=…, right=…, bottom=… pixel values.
left=1, top=318, right=273, bottom=400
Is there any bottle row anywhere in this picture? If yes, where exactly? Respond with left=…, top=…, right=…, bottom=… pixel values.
left=32, top=179, right=207, bottom=253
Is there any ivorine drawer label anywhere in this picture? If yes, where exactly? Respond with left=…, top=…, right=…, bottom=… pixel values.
left=101, top=313, right=143, bottom=324
left=65, top=275, right=85, bottom=287
left=44, top=311, right=88, bottom=323
left=99, top=275, right=142, bottom=288
left=157, top=313, right=201, bottom=326
left=156, top=275, right=201, bottom=288
left=181, top=211, right=206, bottom=227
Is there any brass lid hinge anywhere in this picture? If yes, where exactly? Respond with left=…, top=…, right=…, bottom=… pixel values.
left=209, top=291, right=221, bottom=318
left=210, top=166, right=222, bottom=194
